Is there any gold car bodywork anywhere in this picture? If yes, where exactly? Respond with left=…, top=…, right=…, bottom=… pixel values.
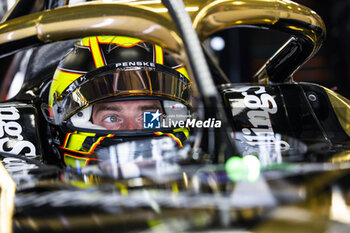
left=0, top=0, right=325, bottom=81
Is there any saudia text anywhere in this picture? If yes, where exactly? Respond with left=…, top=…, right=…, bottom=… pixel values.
left=0, top=107, right=38, bottom=172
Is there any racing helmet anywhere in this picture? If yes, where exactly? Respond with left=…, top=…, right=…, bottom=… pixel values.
left=44, top=36, right=192, bottom=168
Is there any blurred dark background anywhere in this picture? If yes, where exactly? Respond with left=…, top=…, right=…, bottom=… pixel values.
left=210, top=0, right=350, bottom=99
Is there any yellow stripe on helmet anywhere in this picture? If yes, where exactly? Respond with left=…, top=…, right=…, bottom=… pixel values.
left=62, top=132, right=114, bottom=155
left=90, top=36, right=105, bottom=68
left=97, top=35, right=144, bottom=47
left=78, top=37, right=91, bottom=47
left=175, top=66, right=190, bottom=81
left=154, top=44, right=164, bottom=64
left=173, top=127, right=190, bottom=138
left=64, top=132, right=96, bottom=151
left=64, top=153, right=90, bottom=168
left=49, top=69, right=83, bottom=106
left=63, top=154, right=103, bottom=168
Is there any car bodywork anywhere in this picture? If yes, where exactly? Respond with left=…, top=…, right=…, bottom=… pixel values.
left=0, top=0, right=349, bottom=232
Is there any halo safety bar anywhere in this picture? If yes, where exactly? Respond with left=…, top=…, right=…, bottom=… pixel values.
left=0, top=0, right=326, bottom=83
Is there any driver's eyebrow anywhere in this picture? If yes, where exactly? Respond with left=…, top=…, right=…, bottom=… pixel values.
left=94, top=104, right=121, bottom=112
left=140, top=104, right=162, bottom=111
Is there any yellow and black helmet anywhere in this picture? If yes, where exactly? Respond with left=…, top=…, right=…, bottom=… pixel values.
left=44, top=36, right=192, bottom=168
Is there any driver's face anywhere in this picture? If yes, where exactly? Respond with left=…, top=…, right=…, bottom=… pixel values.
left=92, top=100, right=162, bottom=130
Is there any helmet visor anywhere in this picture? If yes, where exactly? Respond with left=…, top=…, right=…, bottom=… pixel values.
left=49, top=63, right=191, bottom=125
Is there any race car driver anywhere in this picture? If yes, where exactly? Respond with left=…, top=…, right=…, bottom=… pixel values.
left=43, top=35, right=192, bottom=168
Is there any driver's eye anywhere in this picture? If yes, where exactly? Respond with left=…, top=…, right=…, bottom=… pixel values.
left=104, top=115, right=118, bottom=123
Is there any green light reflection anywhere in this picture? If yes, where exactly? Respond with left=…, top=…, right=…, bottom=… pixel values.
left=225, top=155, right=261, bottom=182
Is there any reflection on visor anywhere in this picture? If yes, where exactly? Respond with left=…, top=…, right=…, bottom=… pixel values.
left=51, top=64, right=191, bottom=124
